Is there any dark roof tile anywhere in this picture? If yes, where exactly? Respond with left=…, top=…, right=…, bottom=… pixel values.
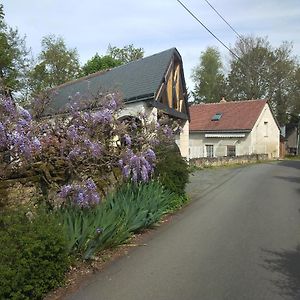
left=46, top=48, right=178, bottom=114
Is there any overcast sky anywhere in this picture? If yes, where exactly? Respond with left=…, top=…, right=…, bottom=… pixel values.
left=2, top=0, right=300, bottom=91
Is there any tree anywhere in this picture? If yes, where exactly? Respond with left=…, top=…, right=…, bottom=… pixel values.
left=81, top=53, right=122, bottom=76
left=292, top=67, right=300, bottom=115
left=227, top=36, right=300, bottom=125
left=269, top=42, right=299, bottom=125
left=107, top=44, right=144, bottom=64
left=227, top=36, right=274, bottom=100
left=0, top=4, right=31, bottom=98
left=29, top=35, right=80, bottom=95
left=191, top=46, right=225, bottom=103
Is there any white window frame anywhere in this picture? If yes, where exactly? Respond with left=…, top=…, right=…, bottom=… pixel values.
left=206, top=144, right=214, bottom=158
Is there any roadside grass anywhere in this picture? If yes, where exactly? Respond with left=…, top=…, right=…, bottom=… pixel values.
left=284, top=155, right=300, bottom=161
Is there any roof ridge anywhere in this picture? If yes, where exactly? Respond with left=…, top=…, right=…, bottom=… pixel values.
left=105, top=47, right=177, bottom=71
left=47, top=47, right=178, bottom=93
left=191, top=99, right=267, bottom=106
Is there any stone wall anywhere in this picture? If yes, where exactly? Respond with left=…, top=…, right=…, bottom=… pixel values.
left=0, top=176, right=43, bottom=209
left=190, top=154, right=268, bottom=168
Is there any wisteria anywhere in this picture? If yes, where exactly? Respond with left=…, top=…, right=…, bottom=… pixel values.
left=0, top=92, right=179, bottom=206
left=58, top=178, right=100, bottom=208
left=119, top=148, right=156, bottom=183
left=0, top=96, right=41, bottom=163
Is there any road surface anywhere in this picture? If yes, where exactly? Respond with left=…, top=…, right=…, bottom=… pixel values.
left=66, top=161, right=300, bottom=300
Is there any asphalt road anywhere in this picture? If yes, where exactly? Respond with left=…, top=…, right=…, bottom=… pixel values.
left=66, top=161, right=300, bottom=300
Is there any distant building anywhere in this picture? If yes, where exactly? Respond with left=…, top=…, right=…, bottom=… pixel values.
left=285, top=125, right=298, bottom=155
left=189, top=99, right=280, bottom=159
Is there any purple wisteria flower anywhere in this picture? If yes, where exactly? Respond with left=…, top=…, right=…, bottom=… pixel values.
left=85, top=178, right=97, bottom=190
left=58, top=179, right=100, bottom=208
left=58, top=184, right=72, bottom=198
left=92, top=109, right=113, bottom=124
left=84, top=139, right=102, bottom=157
left=32, top=137, right=42, bottom=152
left=141, top=165, right=149, bottom=182
left=149, top=137, right=160, bottom=147
left=118, top=159, right=123, bottom=167
left=0, top=122, right=7, bottom=147
left=123, top=134, right=131, bottom=146
left=1, top=97, right=15, bottom=114
left=162, top=125, right=174, bottom=138
left=144, top=148, right=156, bottom=162
left=68, top=147, right=81, bottom=159
left=17, top=118, right=29, bottom=127
left=18, top=107, right=32, bottom=121
left=0, top=96, right=42, bottom=162
left=122, top=165, right=131, bottom=178
left=119, top=148, right=157, bottom=183
left=67, top=125, right=79, bottom=142
left=107, top=98, right=117, bottom=111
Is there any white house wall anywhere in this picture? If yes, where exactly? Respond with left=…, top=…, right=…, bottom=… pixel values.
left=118, top=101, right=153, bottom=119
left=120, top=101, right=190, bottom=159
left=175, top=120, right=189, bottom=160
left=251, top=104, right=280, bottom=158
left=189, top=133, right=252, bottom=158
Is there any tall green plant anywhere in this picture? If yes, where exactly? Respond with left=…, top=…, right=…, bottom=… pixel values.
left=154, top=144, right=190, bottom=195
left=58, top=182, right=178, bottom=260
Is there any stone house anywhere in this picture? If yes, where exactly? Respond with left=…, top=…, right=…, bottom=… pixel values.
left=189, top=99, right=280, bottom=159
left=45, top=48, right=190, bottom=158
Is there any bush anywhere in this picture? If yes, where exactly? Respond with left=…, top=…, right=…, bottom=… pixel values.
left=154, top=143, right=190, bottom=195
left=58, top=181, right=181, bottom=260
left=0, top=208, right=70, bottom=300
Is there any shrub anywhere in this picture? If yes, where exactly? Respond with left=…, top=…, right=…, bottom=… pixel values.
left=154, top=143, right=190, bottom=195
left=0, top=208, right=70, bottom=300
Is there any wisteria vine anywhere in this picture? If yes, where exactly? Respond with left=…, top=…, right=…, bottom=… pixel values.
left=0, top=93, right=178, bottom=207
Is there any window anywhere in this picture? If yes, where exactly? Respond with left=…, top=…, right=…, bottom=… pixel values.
left=227, top=145, right=236, bottom=157
left=264, top=121, right=268, bottom=137
left=211, top=113, right=222, bottom=121
left=206, top=145, right=214, bottom=158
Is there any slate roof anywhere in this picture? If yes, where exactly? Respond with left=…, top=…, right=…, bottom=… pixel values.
left=45, top=48, right=180, bottom=115
left=189, top=99, right=268, bottom=132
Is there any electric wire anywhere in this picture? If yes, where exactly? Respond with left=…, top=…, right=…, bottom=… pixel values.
left=203, top=0, right=243, bottom=40
left=176, top=0, right=241, bottom=62
left=177, top=0, right=285, bottom=98
left=176, top=0, right=288, bottom=99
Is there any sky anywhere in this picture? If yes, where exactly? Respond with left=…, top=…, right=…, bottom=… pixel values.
left=2, top=0, right=300, bottom=92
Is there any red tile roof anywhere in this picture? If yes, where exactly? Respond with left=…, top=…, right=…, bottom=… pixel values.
left=189, top=99, right=268, bottom=132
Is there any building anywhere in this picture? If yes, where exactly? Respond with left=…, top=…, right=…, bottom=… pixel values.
left=44, top=48, right=190, bottom=158
left=189, top=99, right=280, bottom=159
left=285, top=125, right=299, bottom=155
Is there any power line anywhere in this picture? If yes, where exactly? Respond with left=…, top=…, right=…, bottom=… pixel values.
left=176, top=0, right=241, bottom=62
left=176, top=0, right=290, bottom=100
left=203, top=0, right=243, bottom=40
left=176, top=1, right=265, bottom=79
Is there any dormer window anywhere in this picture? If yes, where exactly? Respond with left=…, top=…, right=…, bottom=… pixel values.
left=212, top=112, right=222, bottom=121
